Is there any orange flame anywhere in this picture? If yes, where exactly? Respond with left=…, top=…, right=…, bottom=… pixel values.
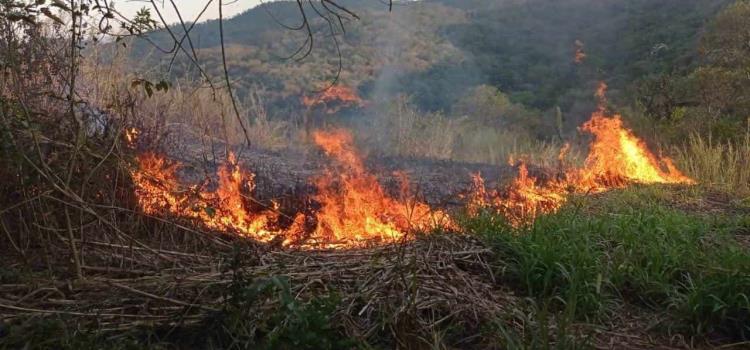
left=574, top=39, right=587, bottom=64
left=302, top=86, right=364, bottom=114
left=124, top=127, right=140, bottom=148
left=470, top=82, right=694, bottom=226
left=469, top=163, right=568, bottom=227
left=131, top=130, right=452, bottom=248
left=302, top=129, right=453, bottom=246
left=131, top=152, right=281, bottom=241
left=570, top=82, right=695, bottom=192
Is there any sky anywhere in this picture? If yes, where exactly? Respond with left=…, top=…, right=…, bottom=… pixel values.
left=113, top=0, right=262, bottom=25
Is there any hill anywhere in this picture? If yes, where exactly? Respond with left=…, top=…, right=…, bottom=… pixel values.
left=124, top=0, right=739, bottom=138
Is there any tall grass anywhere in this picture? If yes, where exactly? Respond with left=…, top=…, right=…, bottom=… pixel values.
left=672, top=131, right=750, bottom=197
left=360, top=97, right=576, bottom=166
left=79, top=48, right=293, bottom=151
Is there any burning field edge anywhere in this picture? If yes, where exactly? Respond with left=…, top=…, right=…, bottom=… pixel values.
left=2, top=83, right=749, bottom=349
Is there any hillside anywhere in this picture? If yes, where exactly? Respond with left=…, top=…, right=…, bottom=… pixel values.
left=127, top=0, right=731, bottom=121
left=3, top=1, right=750, bottom=348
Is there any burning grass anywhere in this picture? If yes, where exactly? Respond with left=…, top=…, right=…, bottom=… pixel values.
left=127, top=83, right=698, bottom=245
left=3, top=12, right=747, bottom=349
left=469, top=83, right=695, bottom=226
left=130, top=129, right=454, bottom=249
left=3, top=187, right=748, bottom=349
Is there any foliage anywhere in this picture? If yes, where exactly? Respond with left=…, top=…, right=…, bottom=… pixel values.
left=453, top=85, right=532, bottom=130
left=636, top=0, right=750, bottom=141
left=120, top=0, right=750, bottom=148
left=200, top=274, right=354, bottom=350
left=0, top=318, right=158, bottom=350
left=467, top=189, right=750, bottom=339
left=0, top=274, right=353, bottom=350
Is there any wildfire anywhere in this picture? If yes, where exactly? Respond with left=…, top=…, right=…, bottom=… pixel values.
left=129, top=82, right=694, bottom=243
left=130, top=129, right=452, bottom=248
left=131, top=152, right=282, bottom=242
left=574, top=39, right=587, bottom=64
left=470, top=82, right=694, bottom=226
left=468, top=162, right=568, bottom=227
left=302, top=85, right=364, bottom=114
left=301, top=129, right=454, bottom=246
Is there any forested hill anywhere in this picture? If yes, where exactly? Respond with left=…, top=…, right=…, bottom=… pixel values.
left=127, top=0, right=743, bottom=139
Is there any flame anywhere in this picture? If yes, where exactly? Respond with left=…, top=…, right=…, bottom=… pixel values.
left=469, top=163, right=568, bottom=227
left=130, top=129, right=451, bottom=248
left=302, top=129, right=453, bottom=246
left=302, top=85, right=364, bottom=114
left=130, top=83, right=694, bottom=242
left=570, top=82, right=695, bottom=191
left=470, top=82, right=694, bottom=226
left=124, top=127, right=139, bottom=148
left=574, top=39, right=586, bottom=64
left=131, top=152, right=281, bottom=241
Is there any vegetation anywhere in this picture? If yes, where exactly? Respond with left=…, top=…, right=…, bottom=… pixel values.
left=468, top=188, right=750, bottom=340
left=1, top=0, right=749, bottom=349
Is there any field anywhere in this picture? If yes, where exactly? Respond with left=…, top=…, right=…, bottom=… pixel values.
left=2, top=1, right=750, bottom=349
left=1, top=118, right=749, bottom=348
left=1, top=184, right=749, bottom=349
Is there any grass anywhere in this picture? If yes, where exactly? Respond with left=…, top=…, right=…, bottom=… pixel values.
left=2, top=186, right=748, bottom=349
left=673, top=132, right=750, bottom=198
left=465, top=186, right=750, bottom=342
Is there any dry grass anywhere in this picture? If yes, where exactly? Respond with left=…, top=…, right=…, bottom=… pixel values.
left=361, top=97, right=579, bottom=167
left=79, top=47, right=293, bottom=152
left=2, top=16, right=749, bottom=350
left=673, top=130, right=750, bottom=198
left=1, top=234, right=521, bottom=348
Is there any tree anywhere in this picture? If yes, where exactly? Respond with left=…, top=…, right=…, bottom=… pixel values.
left=693, top=1, right=750, bottom=127
left=701, top=1, right=750, bottom=69
left=453, top=85, right=529, bottom=129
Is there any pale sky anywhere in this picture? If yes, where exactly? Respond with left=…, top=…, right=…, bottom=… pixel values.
left=113, top=0, right=262, bottom=25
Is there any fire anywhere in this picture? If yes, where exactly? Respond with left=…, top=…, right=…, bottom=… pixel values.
left=131, top=152, right=282, bottom=241
left=302, top=85, right=364, bottom=114
left=124, top=127, right=139, bottom=147
left=130, top=129, right=451, bottom=248
left=129, top=82, right=694, bottom=242
left=470, top=82, right=694, bottom=226
left=571, top=111, right=695, bottom=191
left=469, top=162, right=568, bottom=227
left=570, top=82, right=694, bottom=191
left=574, top=39, right=586, bottom=64
left=301, top=129, right=453, bottom=246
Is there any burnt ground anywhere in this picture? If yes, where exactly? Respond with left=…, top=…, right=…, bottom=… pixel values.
left=169, top=142, right=520, bottom=209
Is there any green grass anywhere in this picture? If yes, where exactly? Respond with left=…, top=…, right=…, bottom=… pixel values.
left=465, top=187, right=750, bottom=341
